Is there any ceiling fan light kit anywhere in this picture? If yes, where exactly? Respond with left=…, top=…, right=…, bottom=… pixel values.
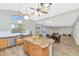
left=38, top=11, right=42, bottom=16
left=40, top=3, right=52, bottom=8
left=35, top=12, right=39, bottom=16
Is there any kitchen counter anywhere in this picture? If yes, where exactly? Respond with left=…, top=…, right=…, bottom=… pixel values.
left=0, top=31, right=30, bottom=49
left=0, top=31, right=30, bottom=38
left=0, top=32, right=19, bottom=38
left=23, top=36, right=54, bottom=48
left=23, top=36, right=55, bottom=56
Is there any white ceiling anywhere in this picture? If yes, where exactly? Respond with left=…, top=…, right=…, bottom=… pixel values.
left=0, top=3, right=79, bottom=27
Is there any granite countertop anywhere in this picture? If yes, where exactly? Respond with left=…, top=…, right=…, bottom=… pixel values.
left=0, top=32, right=19, bottom=38
left=0, top=31, right=30, bottom=38
left=23, top=36, right=55, bottom=48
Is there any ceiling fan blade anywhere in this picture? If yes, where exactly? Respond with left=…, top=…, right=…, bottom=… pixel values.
left=31, top=12, right=35, bottom=15
left=30, top=7, right=37, bottom=10
left=40, top=11, right=48, bottom=14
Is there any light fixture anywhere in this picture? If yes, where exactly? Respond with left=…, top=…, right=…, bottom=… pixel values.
left=35, top=12, right=38, bottom=16
left=24, top=14, right=30, bottom=20
left=17, top=20, right=22, bottom=24
left=30, top=3, right=50, bottom=17
left=38, top=11, right=42, bottom=16
left=43, top=28, right=46, bottom=31
left=11, top=24, right=16, bottom=29
left=35, top=11, right=42, bottom=16
left=17, top=3, right=52, bottom=20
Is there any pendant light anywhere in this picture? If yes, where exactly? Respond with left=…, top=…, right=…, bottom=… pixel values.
left=17, top=20, right=22, bottom=24
left=24, top=8, right=30, bottom=20
left=11, top=24, right=16, bottom=29
left=24, top=14, right=30, bottom=20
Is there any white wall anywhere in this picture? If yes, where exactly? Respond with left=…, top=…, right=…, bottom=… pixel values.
left=33, top=24, right=53, bottom=35
left=0, top=10, right=18, bottom=31
left=34, top=24, right=72, bottom=35
left=73, top=21, right=79, bottom=45
left=0, top=10, right=37, bottom=35
left=52, top=26, right=72, bottom=35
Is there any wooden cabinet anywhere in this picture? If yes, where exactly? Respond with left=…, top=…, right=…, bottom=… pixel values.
left=0, top=37, right=23, bottom=49
left=0, top=39, right=8, bottom=49
left=16, top=39, right=23, bottom=45
left=28, top=43, right=49, bottom=56
left=23, top=40, right=29, bottom=55
left=23, top=40, right=49, bottom=56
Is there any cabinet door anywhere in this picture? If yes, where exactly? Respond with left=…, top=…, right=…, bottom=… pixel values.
left=28, top=43, right=48, bottom=56
left=16, top=39, right=23, bottom=45
left=23, top=40, right=29, bottom=55
left=0, top=39, right=7, bottom=49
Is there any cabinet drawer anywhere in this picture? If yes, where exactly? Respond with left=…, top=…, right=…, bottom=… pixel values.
left=0, top=39, right=8, bottom=49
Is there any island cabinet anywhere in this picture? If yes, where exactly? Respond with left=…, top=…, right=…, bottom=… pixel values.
left=28, top=43, right=49, bottom=56
left=0, top=38, right=8, bottom=49
left=23, top=40, right=49, bottom=56
left=23, top=40, right=29, bottom=55
left=23, top=37, right=55, bottom=56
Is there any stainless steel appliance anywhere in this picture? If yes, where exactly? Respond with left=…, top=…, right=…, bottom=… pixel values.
left=8, top=37, right=16, bottom=47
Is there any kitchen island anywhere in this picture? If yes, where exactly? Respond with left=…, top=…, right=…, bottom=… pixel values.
left=23, top=36, right=55, bottom=56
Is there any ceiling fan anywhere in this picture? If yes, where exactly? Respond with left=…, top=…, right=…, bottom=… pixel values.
left=11, top=3, right=52, bottom=20
left=30, top=3, right=48, bottom=16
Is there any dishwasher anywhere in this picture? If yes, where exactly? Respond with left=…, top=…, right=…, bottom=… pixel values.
left=8, top=37, right=16, bottom=47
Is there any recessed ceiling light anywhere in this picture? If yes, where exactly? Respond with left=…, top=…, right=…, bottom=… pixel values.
left=43, top=28, right=46, bottom=31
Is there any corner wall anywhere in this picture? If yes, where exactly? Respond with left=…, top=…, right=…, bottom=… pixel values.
left=73, top=21, right=79, bottom=45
